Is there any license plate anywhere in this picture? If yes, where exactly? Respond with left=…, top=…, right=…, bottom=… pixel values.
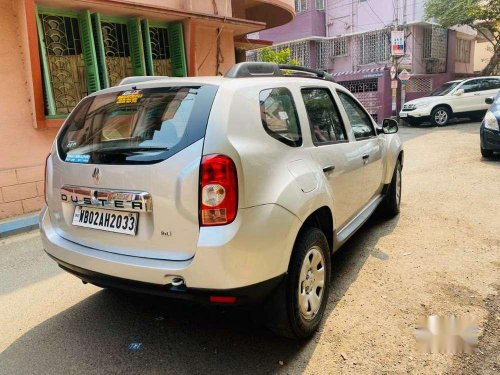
left=72, top=206, right=138, bottom=235
left=400, top=112, right=408, bottom=117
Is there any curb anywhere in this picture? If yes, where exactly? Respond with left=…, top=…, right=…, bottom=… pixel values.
left=0, top=214, right=39, bottom=238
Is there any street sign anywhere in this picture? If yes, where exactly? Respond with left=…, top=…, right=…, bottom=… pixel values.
left=390, top=65, right=397, bottom=80
left=391, top=79, right=398, bottom=89
left=398, top=69, right=411, bottom=81
left=391, top=30, right=405, bottom=56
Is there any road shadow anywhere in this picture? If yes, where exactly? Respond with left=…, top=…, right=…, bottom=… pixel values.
left=0, top=216, right=399, bottom=375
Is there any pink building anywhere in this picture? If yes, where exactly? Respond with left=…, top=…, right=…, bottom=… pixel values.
left=249, top=0, right=477, bottom=121
left=0, top=0, right=294, bottom=220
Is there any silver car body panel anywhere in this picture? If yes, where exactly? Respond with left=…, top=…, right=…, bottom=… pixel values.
left=42, top=76, right=403, bottom=289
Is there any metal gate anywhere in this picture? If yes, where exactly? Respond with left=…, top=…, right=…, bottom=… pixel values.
left=337, top=79, right=381, bottom=122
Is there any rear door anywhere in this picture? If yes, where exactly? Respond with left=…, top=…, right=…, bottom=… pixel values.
left=301, top=87, right=363, bottom=229
left=479, top=78, right=500, bottom=109
left=47, top=84, right=218, bottom=261
left=336, top=90, right=384, bottom=204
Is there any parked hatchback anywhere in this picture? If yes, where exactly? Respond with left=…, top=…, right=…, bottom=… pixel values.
left=41, top=62, right=403, bottom=339
left=400, top=76, right=500, bottom=126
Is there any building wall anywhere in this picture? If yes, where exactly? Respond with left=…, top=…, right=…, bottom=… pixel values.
left=474, top=42, right=494, bottom=73
left=0, top=0, right=56, bottom=219
left=259, top=0, right=325, bottom=42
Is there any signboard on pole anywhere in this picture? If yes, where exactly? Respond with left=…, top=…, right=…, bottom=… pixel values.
left=391, top=30, right=405, bottom=56
left=398, top=69, right=411, bottom=82
left=391, top=80, right=398, bottom=89
left=390, top=65, right=397, bottom=80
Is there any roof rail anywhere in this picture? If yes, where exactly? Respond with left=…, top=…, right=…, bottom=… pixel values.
left=224, top=62, right=335, bottom=82
left=278, top=65, right=336, bottom=82
left=117, top=76, right=169, bottom=86
left=225, top=62, right=283, bottom=78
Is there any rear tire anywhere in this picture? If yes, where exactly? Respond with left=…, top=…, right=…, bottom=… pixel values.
left=266, top=228, right=330, bottom=339
left=380, top=159, right=402, bottom=219
left=431, top=106, right=451, bottom=126
left=481, top=147, right=493, bottom=158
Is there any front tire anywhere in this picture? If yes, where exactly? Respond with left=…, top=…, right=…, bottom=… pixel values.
left=380, top=159, right=402, bottom=218
left=266, top=228, right=331, bottom=339
left=481, top=147, right=493, bottom=158
left=431, top=106, right=451, bottom=126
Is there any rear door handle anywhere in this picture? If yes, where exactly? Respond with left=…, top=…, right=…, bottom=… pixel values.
left=322, top=165, right=335, bottom=173
left=362, top=154, right=369, bottom=160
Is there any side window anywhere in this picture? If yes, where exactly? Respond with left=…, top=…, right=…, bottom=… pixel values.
left=260, top=88, right=302, bottom=147
left=482, top=78, right=500, bottom=91
left=301, top=88, right=347, bottom=144
left=337, top=91, right=376, bottom=140
left=461, top=80, right=482, bottom=93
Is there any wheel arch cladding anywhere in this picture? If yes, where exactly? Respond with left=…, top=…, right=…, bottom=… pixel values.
left=297, top=206, right=333, bottom=254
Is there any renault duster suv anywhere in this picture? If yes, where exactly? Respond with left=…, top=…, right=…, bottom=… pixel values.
left=41, top=62, right=403, bottom=339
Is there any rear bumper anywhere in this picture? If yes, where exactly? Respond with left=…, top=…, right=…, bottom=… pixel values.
left=480, top=124, right=500, bottom=151
left=47, top=252, right=284, bottom=305
left=40, top=203, right=301, bottom=292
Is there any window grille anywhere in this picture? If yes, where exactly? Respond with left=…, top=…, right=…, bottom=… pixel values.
left=36, top=8, right=187, bottom=117
left=406, top=78, right=433, bottom=93
left=352, top=29, right=391, bottom=67
left=318, top=37, right=348, bottom=69
left=422, top=26, right=447, bottom=73
left=38, top=13, right=87, bottom=114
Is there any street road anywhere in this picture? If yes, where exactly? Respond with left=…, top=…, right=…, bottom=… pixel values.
left=0, top=122, right=498, bottom=374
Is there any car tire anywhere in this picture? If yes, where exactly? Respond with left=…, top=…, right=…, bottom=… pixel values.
left=431, top=106, right=451, bottom=126
left=481, top=147, right=493, bottom=158
left=265, top=227, right=331, bottom=339
left=380, top=159, right=402, bottom=218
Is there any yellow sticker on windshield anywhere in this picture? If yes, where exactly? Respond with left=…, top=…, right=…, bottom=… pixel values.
left=116, top=90, right=143, bottom=104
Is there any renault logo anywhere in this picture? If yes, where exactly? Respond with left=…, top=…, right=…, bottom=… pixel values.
left=92, top=167, right=101, bottom=184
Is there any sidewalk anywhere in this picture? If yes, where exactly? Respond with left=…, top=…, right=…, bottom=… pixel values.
left=0, top=212, right=39, bottom=238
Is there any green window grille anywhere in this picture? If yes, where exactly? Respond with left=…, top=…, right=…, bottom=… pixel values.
left=141, top=21, right=187, bottom=77
left=91, top=15, right=146, bottom=88
left=36, top=10, right=87, bottom=116
left=36, top=8, right=187, bottom=117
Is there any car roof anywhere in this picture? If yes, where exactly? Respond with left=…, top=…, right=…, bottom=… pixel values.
left=89, top=75, right=346, bottom=97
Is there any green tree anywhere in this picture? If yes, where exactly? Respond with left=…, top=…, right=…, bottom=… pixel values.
left=425, top=0, right=499, bottom=75
left=258, top=48, right=300, bottom=65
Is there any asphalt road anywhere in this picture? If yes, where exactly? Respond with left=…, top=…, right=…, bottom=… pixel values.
left=0, top=122, right=498, bottom=374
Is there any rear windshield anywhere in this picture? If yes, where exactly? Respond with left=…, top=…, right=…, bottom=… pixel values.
left=58, top=85, right=217, bottom=164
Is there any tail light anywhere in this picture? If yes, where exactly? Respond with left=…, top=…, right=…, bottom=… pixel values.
left=199, top=154, right=238, bottom=226
left=44, top=154, right=50, bottom=204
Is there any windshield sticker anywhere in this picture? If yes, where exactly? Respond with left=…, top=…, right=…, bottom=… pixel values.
left=67, top=140, right=77, bottom=149
left=116, top=90, right=143, bottom=104
left=66, top=154, right=90, bottom=163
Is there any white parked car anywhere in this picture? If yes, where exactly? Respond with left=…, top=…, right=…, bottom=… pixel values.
left=400, top=76, right=500, bottom=126
left=40, top=62, right=403, bottom=339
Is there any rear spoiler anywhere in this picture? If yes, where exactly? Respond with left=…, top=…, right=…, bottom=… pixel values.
left=117, top=76, right=170, bottom=86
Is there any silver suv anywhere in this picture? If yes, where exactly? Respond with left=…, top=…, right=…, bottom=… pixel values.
left=41, top=63, right=403, bottom=339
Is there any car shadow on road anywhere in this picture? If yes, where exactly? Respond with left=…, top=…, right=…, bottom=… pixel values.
left=0, top=216, right=399, bottom=375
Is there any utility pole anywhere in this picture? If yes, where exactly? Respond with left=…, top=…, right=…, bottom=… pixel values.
left=401, top=0, right=407, bottom=114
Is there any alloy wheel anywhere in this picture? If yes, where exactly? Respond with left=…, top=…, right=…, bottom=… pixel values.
left=298, top=246, right=325, bottom=320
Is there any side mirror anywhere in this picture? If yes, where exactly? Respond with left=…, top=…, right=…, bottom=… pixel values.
left=454, top=89, right=464, bottom=96
left=485, top=97, right=494, bottom=105
left=381, top=118, right=398, bottom=134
